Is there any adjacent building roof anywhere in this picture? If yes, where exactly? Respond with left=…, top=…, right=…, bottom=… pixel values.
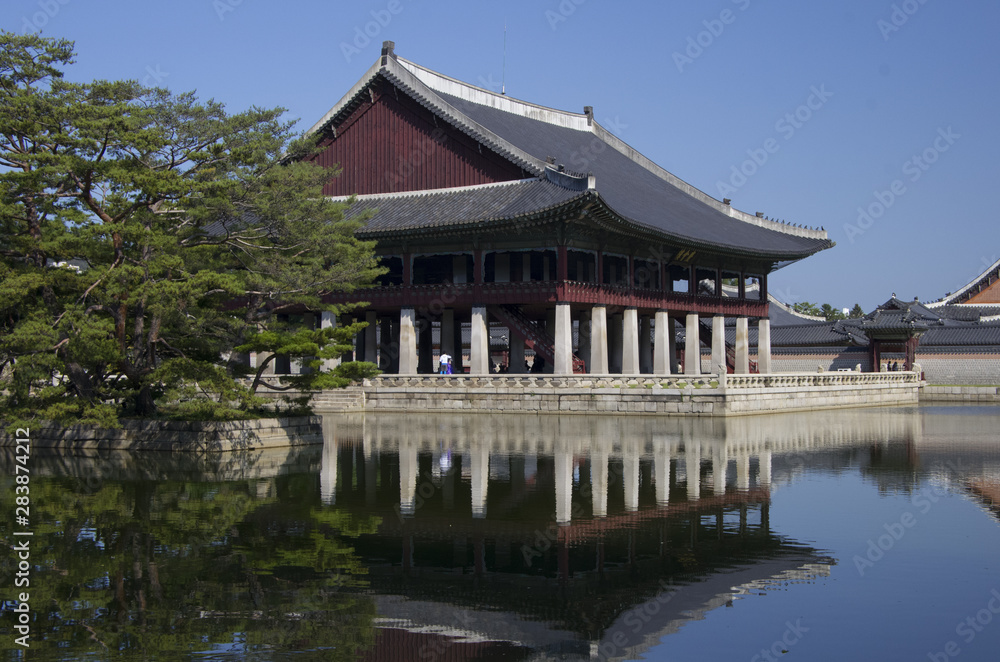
left=929, top=256, right=1000, bottom=306
left=319, top=42, right=833, bottom=264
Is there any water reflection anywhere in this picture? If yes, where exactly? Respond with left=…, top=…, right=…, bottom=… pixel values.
left=2, top=406, right=999, bottom=660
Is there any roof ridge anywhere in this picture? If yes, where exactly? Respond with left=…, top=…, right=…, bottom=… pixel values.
left=326, top=178, right=542, bottom=203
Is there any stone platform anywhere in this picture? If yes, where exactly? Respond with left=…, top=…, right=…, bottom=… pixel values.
left=336, top=372, right=922, bottom=416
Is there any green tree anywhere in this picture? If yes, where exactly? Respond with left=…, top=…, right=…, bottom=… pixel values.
left=791, top=301, right=822, bottom=317
left=849, top=303, right=865, bottom=318
left=820, top=303, right=847, bottom=321
left=0, top=32, right=382, bottom=428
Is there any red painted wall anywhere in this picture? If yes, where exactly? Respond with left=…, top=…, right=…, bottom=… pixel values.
left=313, top=78, right=526, bottom=196
left=967, top=277, right=1000, bottom=304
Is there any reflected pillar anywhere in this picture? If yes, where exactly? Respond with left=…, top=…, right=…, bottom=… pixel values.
left=685, top=442, right=701, bottom=500
left=684, top=313, right=701, bottom=375
left=758, top=450, right=772, bottom=486
left=592, top=444, right=609, bottom=518
left=320, top=425, right=337, bottom=506
left=623, top=442, right=640, bottom=512
left=736, top=453, right=750, bottom=491
left=654, top=443, right=671, bottom=507
left=555, top=445, right=573, bottom=524
left=712, top=443, right=728, bottom=496
left=471, top=445, right=488, bottom=518
left=399, top=441, right=418, bottom=517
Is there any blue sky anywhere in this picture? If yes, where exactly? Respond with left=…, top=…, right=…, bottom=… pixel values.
left=5, top=0, right=997, bottom=311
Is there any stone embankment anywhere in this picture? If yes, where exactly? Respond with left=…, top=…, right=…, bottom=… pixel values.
left=0, top=416, right=323, bottom=451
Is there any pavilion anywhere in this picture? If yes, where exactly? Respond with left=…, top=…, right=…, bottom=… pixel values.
left=311, top=41, right=833, bottom=376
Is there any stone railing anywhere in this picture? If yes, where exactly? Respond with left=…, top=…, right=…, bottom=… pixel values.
left=367, top=371, right=920, bottom=391
left=723, top=371, right=921, bottom=389
left=369, top=374, right=718, bottom=390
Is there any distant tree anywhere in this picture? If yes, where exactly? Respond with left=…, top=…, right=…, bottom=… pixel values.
left=820, top=304, right=847, bottom=321
left=0, top=32, right=382, bottom=428
left=849, top=303, right=866, bottom=318
left=791, top=301, right=822, bottom=317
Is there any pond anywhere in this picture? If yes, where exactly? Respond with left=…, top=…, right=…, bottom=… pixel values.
left=2, top=405, right=999, bottom=661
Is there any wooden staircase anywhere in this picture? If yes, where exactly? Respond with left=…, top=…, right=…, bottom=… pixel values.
left=488, top=305, right=587, bottom=373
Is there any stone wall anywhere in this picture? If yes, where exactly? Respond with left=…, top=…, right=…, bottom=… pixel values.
left=920, top=385, right=1000, bottom=403
left=916, top=353, right=1000, bottom=385
left=0, top=416, right=324, bottom=452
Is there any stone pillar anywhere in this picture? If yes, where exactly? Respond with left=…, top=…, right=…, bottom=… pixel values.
left=555, top=445, right=573, bottom=524
left=684, top=313, right=701, bottom=375
left=554, top=302, right=574, bottom=375
left=757, top=318, right=772, bottom=374
left=398, top=308, right=418, bottom=375
left=364, top=311, right=377, bottom=363
left=622, top=308, right=640, bottom=375
left=590, top=305, right=609, bottom=374
left=711, top=314, right=726, bottom=376
left=735, top=316, right=750, bottom=374
left=654, top=310, right=671, bottom=375
left=609, top=312, right=623, bottom=373
left=639, top=315, right=653, bottom=374
left=469, top=306, right=489, bottom=375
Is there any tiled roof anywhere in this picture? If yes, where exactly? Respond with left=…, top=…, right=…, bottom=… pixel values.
left=344, top=178, right=585, bottom=236
left=311, top=45, right=834, bottom=262
left=435, top=91, right=832, bottom=258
